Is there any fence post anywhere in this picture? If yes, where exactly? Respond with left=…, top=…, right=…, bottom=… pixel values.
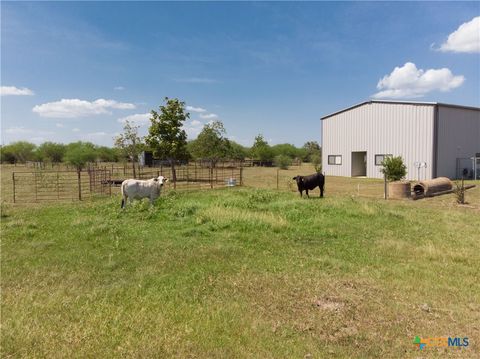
left=172, top=167, right=177, bottom=190
left=276, top=168, right=279, bottom=190
left=34, top=172, right=38, bottom=203
left=12, top=172, right=16, bottom=203
left=240, top=167, right=243, bottom=186
left=89, top=168, right=93, bottom=193
left=78, top=170, right=82, bottom=201
left=210, top=166, right=214, bottom=189
left=384, top=174, right=388, bottom=200
left=57, top=172, right=60, bottom=200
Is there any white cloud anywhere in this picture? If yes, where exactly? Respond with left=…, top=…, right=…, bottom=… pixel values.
left=5, top=127, right=32, bottom=134
left=372, top=62, right=465, bottom=99
left=72, top=128, right=81, bottom=132
left=55, top=123, right=64, bottom=128
left=183, top=119, right=205, bottom=139
left=81, top=132, right=116, bottom=145
left=186, top=106, right=207, bottom=113
left=32, top=98, right=136, bottom=118
left=199, top=113, right=218, bottom=120
left=114, top=86, right=125, bottom=91
left=5, top=127, right=54, bottom=135
left=439, top=16, right=480, bottom=53
left=3, top=127, right=55, bottom=144
left=1, top=86, right=34, bottom=96
left=30, top=137, right=46, bottom=144
left=117, top=113, right=151, bottom=126
left=86, top=132, right=108, bottom=137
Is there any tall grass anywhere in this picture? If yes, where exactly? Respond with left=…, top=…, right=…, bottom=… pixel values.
left=1, top=188, right=479, bottom=357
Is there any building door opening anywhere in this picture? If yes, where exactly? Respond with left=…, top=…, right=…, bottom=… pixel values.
left=352, top=151, right=367, bottom=177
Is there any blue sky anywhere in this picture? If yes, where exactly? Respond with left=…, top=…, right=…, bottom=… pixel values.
left=1, top=1, right=479, bottom=147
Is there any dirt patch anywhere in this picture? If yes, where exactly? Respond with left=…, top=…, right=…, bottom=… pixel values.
left=314, top=297, right=345, bottom=312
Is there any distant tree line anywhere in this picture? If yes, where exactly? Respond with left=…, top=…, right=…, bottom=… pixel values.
left=0, top=141, right=120, bottom=165
left=0, top=138, right=320, bottom=166
left=1, top=98, right=321, bottom=171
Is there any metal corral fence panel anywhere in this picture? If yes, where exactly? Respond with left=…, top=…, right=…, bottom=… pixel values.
left=102, top=163, right=242, bottom=191
left=14, top=171, right=90, bottom=203
left=11, top=164, right=242, bottom=203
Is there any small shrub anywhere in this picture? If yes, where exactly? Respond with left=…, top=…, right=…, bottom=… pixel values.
left=380, top=156, right=407, bottom=181
left=287, top=178, right=296, bottom=192
left=274, top=154, right=292, bottom=169
left=173, top=204, right=198, bottom=218
left=242, top=190, right=279, bottom=209
left=247, top=190, right=274, bottom=204
left=454, top=179, right=466, bottom=204
left=310, top=153, right=322, bottom=173
left=1, top=201, right=9, bottom=218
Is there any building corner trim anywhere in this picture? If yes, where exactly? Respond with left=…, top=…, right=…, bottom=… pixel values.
left=432, top=105, right=439, bottom=178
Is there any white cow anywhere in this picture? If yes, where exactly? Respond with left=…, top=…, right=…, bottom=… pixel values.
left=121, top=176, right=168, bottom=208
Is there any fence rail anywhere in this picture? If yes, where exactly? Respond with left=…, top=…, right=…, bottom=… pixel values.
left=10, top=163, right=243, bottom=203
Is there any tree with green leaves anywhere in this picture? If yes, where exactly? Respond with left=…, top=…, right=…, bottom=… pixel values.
left=303, top=141, right=321, bottom=162
left=146, top=97, right=189, bottom=186
left=271, top=143, right=302, bottom=159
left=189, top=121, right=231, bottom=165
left=114, top=121, right=143, bottom=178
left=96, top=146, right=119, bottom=163
left=37, top=142, right=66, bottom=163
left=250, top=134, right=274, bottom=163
left=274, top=154, right=292, bottom=169
left=310, top=153, right=322, bottom=173
left=0, top=145, right=16, bottom=163
left=228, top=141, right=248, bottom=160
left=1, top=141, right=37, bottom=163
left=381, top=156, right=407, bottom=181
left=64, top=142, right=97, bottom=172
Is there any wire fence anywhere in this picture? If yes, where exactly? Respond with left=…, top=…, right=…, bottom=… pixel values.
left=10, top=163, right=243, bottom=203
left=5, top=161, right=394, bottom=204
left=11, top=171, right=102, bottom=203
left=241, top=167, right=385, bottom=199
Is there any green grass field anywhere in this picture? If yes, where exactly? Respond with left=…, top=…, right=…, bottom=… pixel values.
left=2, top=178, right=479, bottom=357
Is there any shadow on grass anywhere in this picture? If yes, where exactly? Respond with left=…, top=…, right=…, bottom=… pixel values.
left=301, top=196, right=325, bottom=200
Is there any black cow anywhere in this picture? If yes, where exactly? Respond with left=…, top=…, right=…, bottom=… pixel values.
left=293, top=173, right=325, bottom=198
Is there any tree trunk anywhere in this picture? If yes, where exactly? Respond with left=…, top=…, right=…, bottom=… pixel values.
left=210, top=160, right=215, bottom=189
left=170, top=160, right=177, bottom=189
left=77, top=169, right=82, bottom=201
left=132, top=158, right=137, bottom=179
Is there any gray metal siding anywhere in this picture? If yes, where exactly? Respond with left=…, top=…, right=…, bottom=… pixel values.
left=322, top=102, right=435, bottom=180
left=436, top=106, right=480, bottom=178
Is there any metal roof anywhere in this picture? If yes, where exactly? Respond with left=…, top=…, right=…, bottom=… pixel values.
left=321, top=100, right=480, bottom=120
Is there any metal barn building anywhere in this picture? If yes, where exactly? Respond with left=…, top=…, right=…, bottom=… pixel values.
left=321, top=100, right=480, bottom=180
